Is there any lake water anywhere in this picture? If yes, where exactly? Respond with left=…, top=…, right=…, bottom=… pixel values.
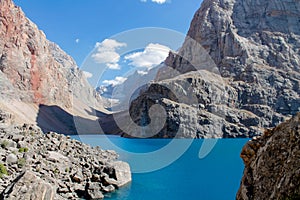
left=71, top=135, right=248, bottom=200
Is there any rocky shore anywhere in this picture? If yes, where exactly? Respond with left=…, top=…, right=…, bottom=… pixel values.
left=237, top=113, right=300, bottom=199
left=0, top=123, right=131, bottom=199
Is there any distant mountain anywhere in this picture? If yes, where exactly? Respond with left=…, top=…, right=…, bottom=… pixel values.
left=97, top=65, right=162, bottom=109
left=0, top=0, right=106, bottom=134
left=127, top=0, right=300, bottom=138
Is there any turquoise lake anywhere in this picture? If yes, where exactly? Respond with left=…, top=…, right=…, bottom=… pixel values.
left=71, top=135, right=249, bottom=200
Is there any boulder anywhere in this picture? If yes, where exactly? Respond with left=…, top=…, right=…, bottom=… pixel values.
left=86, top=182, right=104, bottom=200
left=1, top=171, right=55, bottom=200
left=104, top=161, right=132, bottom=187
left=5, top=154, right=17, bottom=165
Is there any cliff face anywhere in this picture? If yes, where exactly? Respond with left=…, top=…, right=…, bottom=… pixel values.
left=0, top=0, right=105, bottom=132
left=129, top=0, right=300, bottom=138
left=237, top=113, right=300, bottom=200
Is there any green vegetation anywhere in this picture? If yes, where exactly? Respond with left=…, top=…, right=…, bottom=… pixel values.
left=17, top=158, right=26, bottom=168
left=0, top=163, right=8, bottom=178
left=18, top=147, right=29, bottom=153
left=1, top=140, right=9, bottom=149
left=54, top=168, right=60, bottom=174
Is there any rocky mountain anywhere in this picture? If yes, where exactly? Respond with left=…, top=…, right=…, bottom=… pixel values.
left=128, top=0, right=300, bottom=138
left=237, top=113, right=300, bottom=200
left=0, top=0, right=106, bottom=134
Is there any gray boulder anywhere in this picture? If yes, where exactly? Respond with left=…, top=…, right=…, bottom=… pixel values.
left=87, top=182, right=104, bottom=200
left=1, top=171, right=55, bottom=200
left=104, top=161, right=132, bottom=187
left=5, top=154, right=17, bottom=165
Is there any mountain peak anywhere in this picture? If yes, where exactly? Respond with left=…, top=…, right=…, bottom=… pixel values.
left=130, top=0, right=300, bottom=138
left=166, top=0, right=300, bottom=78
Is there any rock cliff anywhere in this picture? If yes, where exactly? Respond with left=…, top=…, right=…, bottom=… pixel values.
left=0, top=0, right=105, bottom=133
left=128, top=0, right=300, bottom=138
left=237, top=113, right=300, bottom=200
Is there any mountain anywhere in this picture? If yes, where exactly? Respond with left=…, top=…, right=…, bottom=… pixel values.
left=237, top=113, right=300, bottom=199
left=97, top=65, right=162, bottom=109
left=128, top=0, right=300, bottom=138
left=0, top=0, right=106, bottom=134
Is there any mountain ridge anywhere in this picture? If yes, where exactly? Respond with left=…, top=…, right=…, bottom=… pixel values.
left=128, top=0, right=300, bottom=138
left=0, top=0, right=107, bottom=133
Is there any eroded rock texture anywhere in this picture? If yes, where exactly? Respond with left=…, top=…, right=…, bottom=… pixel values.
left=129, top=0, right=300, bottom=138
left=237, top=113, right=300, bottom=200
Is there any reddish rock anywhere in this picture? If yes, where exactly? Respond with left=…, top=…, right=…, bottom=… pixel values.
left=0, top=0, right=105, bottom=132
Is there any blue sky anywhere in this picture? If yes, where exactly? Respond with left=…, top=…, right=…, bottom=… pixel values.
left=14, top=0, right=202, bottom=87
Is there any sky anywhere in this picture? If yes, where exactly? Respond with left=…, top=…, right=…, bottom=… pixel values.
left=14, top=0, right=203, bottom=87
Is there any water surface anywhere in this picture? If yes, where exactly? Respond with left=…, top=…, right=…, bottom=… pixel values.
left=72, top=135, right=248, bottom=200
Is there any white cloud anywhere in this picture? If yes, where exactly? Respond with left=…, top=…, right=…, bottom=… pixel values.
left=140, top=0, right=169, bottom=4
left=92, top=39, right=127, bottom=70
left=152, top=0, right=168, bottom=4
left=75, top=39, right=80, bottom=43
left=103, top=76, right=127, bottom=86
left=106, top=63, right=121, bottom=70
left=124, top=43, right=170, bottom=68
left=83, top=71, right=93, bottom=79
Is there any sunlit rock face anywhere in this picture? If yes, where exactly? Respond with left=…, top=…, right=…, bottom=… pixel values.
left=129, top=0, right=300, bottom=138
left=0, top=0, right=104, bottom=132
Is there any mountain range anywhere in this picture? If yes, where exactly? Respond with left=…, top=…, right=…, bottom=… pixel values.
left=0, top=0, right=299, bottom=139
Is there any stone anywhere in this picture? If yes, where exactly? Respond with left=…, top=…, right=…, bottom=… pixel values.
left=102, top=184, right=115, bottom=193
left=1, top=171, right=55, bottom=200
left=5, top=154, right=17, bottom=164
left=48, top=151, right=69, bottom=163
left=237, top=113, right=300, bottom=199
left=87, top=182, right=104, bottom=199
left=0, top=110, right=13, bottom=125
left=105, top=161, right=132, bottom=187
left=71, top=171, right=83, bottom=183
left=0, top=123, right=131, bottom=199
left=6, top=141, right=16, bottom=148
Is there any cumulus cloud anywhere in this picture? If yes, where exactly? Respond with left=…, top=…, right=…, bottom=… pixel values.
left=92, top=39, right=127, bottom=70
left=141, top=0, right=169, bottom=4
left=82, top=71, right=93, bottom=79
left=102, top=76, right=127, bottom=86
left=106, top=63, right=121, bottom=70
left=124, top=43, right=170, bottom=68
